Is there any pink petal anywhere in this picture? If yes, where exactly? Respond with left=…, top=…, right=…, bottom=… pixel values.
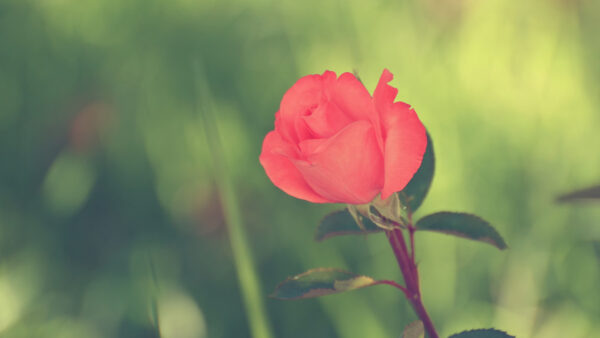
left=294, top=121, right=384, bottom=204
left=372, top=70, right=406, bottom=154
left=380, top=102, right=427, bottom=200
left=278, top=71, right=337, bottom=143
left=302, top=100, right=352, bottom=138
left=373, top=69, right=398, bottom=114
left=259, top=130, right=332, bottom=203
left=331, top=72, right=373, bottom=121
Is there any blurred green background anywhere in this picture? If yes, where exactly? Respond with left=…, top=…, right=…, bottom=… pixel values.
left=1, top=0, right=600, bottom=337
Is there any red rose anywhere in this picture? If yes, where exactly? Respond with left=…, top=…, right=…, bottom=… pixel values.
left=259, top=69, right=427, bottom=204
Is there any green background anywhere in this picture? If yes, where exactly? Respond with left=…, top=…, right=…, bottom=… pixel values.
left=1, top=0, right=599, bottom=337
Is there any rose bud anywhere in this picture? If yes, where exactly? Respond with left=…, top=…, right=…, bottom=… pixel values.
left=259, top=69, right=427, bottom=205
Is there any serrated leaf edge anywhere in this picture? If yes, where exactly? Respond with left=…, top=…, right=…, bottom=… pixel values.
left=448, top=328, right=515, bottom=338
left=416, top=212, right=508, bottom=250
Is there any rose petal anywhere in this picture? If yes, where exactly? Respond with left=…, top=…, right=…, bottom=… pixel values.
left=302, top=100, right=352, bottom=138
left=294, top=121, right=384, bottom=204
left=372, top=69, right=398, bottom=144
left=279, top=71, right=337, bottom=143
left=380, top=102, right=427, bottom=200
left=331, top=72, right=373, bottom=121
left=373, top=69, right=398, bottom=115
left=372, top=69, right=427, bottom=199
left=259, top=130, right=332, bottom=203
left=298, top=138, right=326, bottom=157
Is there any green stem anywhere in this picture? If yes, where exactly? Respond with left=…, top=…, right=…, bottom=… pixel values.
left=195, top=62, right=274, bottom=338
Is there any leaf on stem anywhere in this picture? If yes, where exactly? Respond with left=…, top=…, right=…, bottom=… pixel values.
left=415, top=212, right=507, bottom=250
left=399, top=132, right=435, bottom=213
left=556, top=185, right=600, bottom=203
left=449, top=328, right=515, bottom=338
left=402, top=320, right=424, bottom=338
left=315, top=209, right=382, bottom=242
left=270, top=268, right=380, bottom=300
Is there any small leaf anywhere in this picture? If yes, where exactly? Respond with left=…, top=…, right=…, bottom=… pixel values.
left=415, top=212, right=507, bottom=250
left=449, top=328, right=515, bottom=338
left=556, top=185, right=600, bottom=203
left=402, top=320, right=424, bottom=338
left=367, top=205, right=400, bottom=230
left=270, top=268, right=379, bottom=300
left=399, top=132, right=435, bottom=213
left=347, top=204, right=369, bottom=231
left=315, top=209, right=382, bottom=242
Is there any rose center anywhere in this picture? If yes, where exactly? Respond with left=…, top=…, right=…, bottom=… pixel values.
left=302, top=104, right=318, bottom=117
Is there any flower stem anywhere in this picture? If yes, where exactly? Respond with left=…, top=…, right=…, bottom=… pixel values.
left=374, top=280, right=410, bottom=297
left=386, top=227, right=438, bottom=338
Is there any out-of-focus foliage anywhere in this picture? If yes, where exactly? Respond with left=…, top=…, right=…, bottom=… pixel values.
left=0, top=0, right=599, bottom=337
left=557, top=185, right=600, bottom=202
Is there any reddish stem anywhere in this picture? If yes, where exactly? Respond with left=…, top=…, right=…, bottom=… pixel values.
left=387, top=228, right=438, bottom=338
left=409, top=226, right=416, bottom=261
left=408, top=226, right=420, bottom=285
left=374, top=280, right=410, bottom=297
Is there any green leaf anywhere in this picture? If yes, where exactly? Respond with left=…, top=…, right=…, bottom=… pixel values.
left=556, top=185, right=600, bottom=202
left=270, top=268, right=379, bottom=300
left=449, top=328, right=515, bottom=338
left=402, top=320, right=424, bottom=338
left=315, top=209, right=382, bottom=242
left=415, top=212, right=507, bottom=250
left=399, top=132, right=435, bottom=213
